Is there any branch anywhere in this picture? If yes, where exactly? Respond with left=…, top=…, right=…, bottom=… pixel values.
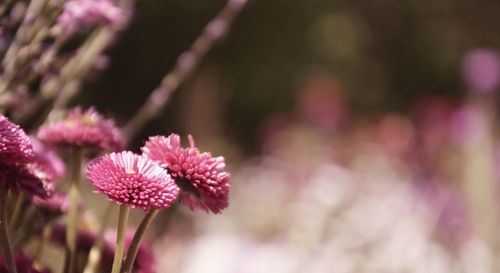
left=123, top=0, right=248, bottom=140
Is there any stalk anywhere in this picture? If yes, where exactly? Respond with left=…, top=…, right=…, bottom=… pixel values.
left=8, top=192, right=25, bottom=231
left=121, top=209, right=159, bottom=273
left=0, top=189, right=18, bottom=273
left=65, top=147, right=83, bottom=273
left=111, top=205, right=130, bottom=273
left=83, top=203, right=114, bottom=273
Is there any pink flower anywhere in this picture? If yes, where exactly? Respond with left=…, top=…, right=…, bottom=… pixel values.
left=0, top=114, right=33, bottom=165
left=58, top=0, right=125, bottom=33
left=29, top=137, right=65, bottom=184
left=37, top=107, right=125, bottom=151
left=462, top=48, right=500, bottom=93
left=32, top=193, right=70, bottom=217
left=86, top=151, right=179, bottom=211
left=0, top=162, right=51, bottom=198
left=141, top=134, right=230, bottom=214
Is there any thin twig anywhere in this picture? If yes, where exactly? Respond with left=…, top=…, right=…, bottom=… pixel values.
left=123, top=0, right=248, bottom=140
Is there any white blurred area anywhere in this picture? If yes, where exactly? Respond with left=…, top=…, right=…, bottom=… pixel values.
left=153, top=124, right=493, bottom=273
left=150, top=69, right=500, bottom=273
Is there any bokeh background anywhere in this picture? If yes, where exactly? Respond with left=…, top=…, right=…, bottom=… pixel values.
left=71, top=0, right=500, bottom=272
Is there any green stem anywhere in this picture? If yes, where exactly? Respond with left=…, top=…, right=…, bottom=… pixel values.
left=82, top=203, right=114, bottom=273
left=12, top=206, right=36, bottom=249
left=9, top=192, right=25, bottom=231
left=65, top=147, right=83, bottom=273
left=0, top=190, right=18, bottom=273
left=111, top=205, right=130, bottom=273
left=121, top=209, right=159, bottom=273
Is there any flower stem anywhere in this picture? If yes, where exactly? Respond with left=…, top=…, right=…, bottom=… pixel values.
left=0, top=189, right=18, bottom=273
left=65, top=147, right=83, bottom=273
left=121, top=209, right=159, bottom=273
left=8, top=192, right=25, bottom=231
left=34, top=225, right=52, bottom=262
left=111, top=205, right=130, bottom=273
left=83, top=203, right=114, bottom=273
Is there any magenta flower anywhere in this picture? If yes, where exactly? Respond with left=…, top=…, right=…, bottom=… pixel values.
left=58, top=0, right=125, bottom=33
left=37, top=107, right=125, bottom=151
left=0, top=114, right=33, bottom=165
left=86, top=151, right=179, bottom=211
left=0, top=162, right=51, bottom=198
left=29, top=137, right=65, bottom=184
left=142, top=134, right=230, bottom=214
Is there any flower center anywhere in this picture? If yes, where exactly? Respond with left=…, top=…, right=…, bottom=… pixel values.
left=124, top=168, right=136, bottom=174
left=172, top=175, right=200, bottom=197
left=82, top=115, right=98, bottom=126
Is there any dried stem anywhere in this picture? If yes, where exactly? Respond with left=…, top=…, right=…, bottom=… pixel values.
left=15, top=27, right=115, bottom=126
left=0, top=0, right=49, bottom=94
left=123, top=0, right=248, bottom=139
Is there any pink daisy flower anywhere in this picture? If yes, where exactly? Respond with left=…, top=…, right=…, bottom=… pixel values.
left=37, top=107, right=125, bottom=151
left=86, top=151, right=179, bottom=211
left=0, top=114, right=34, bottom=165
left=141, top=134, right=230, bottom=214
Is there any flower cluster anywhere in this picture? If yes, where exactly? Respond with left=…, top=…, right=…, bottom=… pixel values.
left=86, top=134, right=231, bottom=214
left=0, top=0, right=239, bottom=270
left=0, top=107, right=230, bottom=273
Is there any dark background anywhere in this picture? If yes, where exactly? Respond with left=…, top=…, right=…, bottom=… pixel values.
left=78, top=0, right=500, bottom=153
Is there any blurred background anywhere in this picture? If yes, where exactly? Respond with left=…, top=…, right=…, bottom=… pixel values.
left=74, top=0, right=500, bottom=272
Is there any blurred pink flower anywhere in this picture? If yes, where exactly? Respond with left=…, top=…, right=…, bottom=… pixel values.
left=0, top=162, right=51, bottom=198
left=0, top=114, right=33, bottom=165
left=86, top=151, right=179, bottom=211
left=32, top=193, right=70, bottom=217
left=377, top=114, right=415, bottom=158
left=58, top=0, right=125, bottom=32
left=462, top=48, right=500, bottom=93
left=37, top=107, right=125, bottom=151
left=296, top=75, right=348, bottom=131
left=28, top=137, right=65, bottom=184
left=449, top=105, right=487, bottom=148
left=142, top=134, right=230, bottom=214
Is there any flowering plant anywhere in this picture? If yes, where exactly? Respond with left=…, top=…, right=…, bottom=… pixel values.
left=0, top=0, right=246, bottom=272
